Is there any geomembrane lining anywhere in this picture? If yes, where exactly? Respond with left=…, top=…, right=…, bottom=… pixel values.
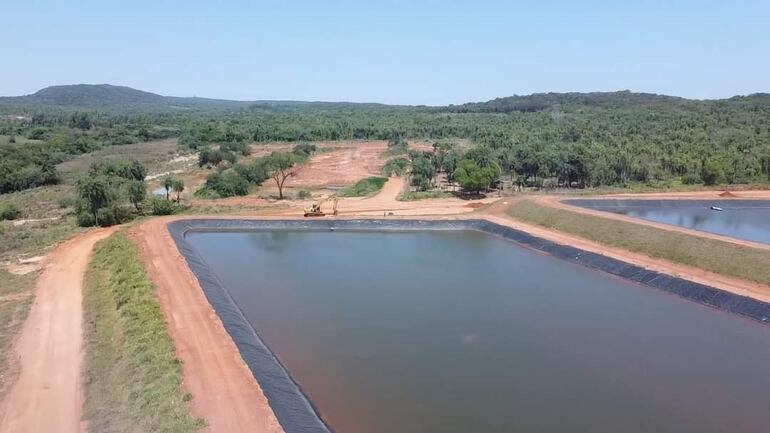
left=168, top=218, right=770, bottom=433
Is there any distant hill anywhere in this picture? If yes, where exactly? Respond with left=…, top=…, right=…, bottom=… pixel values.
left=29, top=84, right=166, bottom=106
left=0, top=84, right=393, bottom=111
left=0, top=84, right=767, bottom=113
left=443, top=91, right=688, bottom=113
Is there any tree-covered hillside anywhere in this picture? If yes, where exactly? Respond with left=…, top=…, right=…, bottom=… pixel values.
left=1, top=85, right=769, bottom=194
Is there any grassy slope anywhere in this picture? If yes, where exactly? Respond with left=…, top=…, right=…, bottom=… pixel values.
left=83, top=232, right=203, bottom=433
left=506, top=200, right=770, bottom=285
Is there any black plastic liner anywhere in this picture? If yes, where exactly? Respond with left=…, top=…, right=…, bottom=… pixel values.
left=167, top=218, right=770, bottom=433
left=564, top=198, right=770, bottom=210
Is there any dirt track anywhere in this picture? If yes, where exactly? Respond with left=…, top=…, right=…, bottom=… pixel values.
left=129, top=220, right=283, bottom=433
left=0, top=228, right=114, bottom=433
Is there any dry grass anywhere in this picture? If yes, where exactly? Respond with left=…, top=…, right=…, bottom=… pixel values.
left=57, top=138, right=186, bottom=180
left=82, top=232, right=203, bottom=433
left=506, top=199, right=770, bottom=285
left=0, top=268, right=34, bottom=401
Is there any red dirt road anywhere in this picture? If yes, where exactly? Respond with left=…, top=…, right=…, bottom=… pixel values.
left=129, top=220, right=283, bottom=433
left=0, top=228, right=115, bottom=433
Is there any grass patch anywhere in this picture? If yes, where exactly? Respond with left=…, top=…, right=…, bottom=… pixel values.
left=83, top=232, right=203, bottom=433
left=0, top=282, right=32, bottom=401
left=380, top=157, right=410, bottom=177
left=398, top=190, right=454, bottom=201
left=341, top=176, right=388, bottom=197
left=506, top=200, right=770, bottom=285
left=0, top=216, right=83, bottom=262
left=57, top=138, right=183, bottom=182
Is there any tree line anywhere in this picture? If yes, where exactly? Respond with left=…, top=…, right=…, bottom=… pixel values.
left=2, top=92, right=770, bottom=197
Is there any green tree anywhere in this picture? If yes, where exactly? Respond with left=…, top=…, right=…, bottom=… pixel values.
left=702, top=159, right=727, bottom=186
left=453, top=159, right=498, bottom=193
left=162, top=176, right=174, bottom=200
left=77, top=175, right=115, bottom=226
left=263, top=152, right=303, bottom=199
left=170, top=178, right=185, bottom=201
left=127, top=180, right=147, bottom=212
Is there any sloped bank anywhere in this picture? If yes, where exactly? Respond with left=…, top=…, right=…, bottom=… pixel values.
left=168, top=218, right=770, bottom=433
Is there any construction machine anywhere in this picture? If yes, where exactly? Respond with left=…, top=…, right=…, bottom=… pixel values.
left=303, top=196, right=339, bottom=217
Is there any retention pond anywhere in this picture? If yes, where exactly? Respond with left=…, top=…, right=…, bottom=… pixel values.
left=565, top=199, right=770, bottom=244
left=177, top=220, right=770, bottom=433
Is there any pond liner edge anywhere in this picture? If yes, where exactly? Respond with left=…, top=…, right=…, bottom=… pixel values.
left=167, top=218, right=770, bottom=433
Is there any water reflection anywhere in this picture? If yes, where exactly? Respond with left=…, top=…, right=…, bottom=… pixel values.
left=568, top=200, right=770, bottom=244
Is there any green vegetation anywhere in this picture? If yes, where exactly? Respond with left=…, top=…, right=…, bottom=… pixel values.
left=454, top=159, right=499, bottom=193
left=83, top=232, right=203, bottom=433
left=342, top=176, right=388, bottom=197
left=0, top=203, right=21, bottom=220
left=381, top=157, right=410, bottom=176
left=0, top=277, right=32, bottom=399
left=263, top=152, right=305, bottom=199
left=197, top=144, right=313, bottom=199
left=506, top=200, right=770, bottom=285
left=399, top=190, right=454, bottom=201
left=4, top=86, right=770, bottom=198
left=73, top=160, right=184, bottom=226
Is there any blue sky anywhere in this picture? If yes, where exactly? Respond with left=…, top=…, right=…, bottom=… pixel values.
left=1, top=0, right=768, bottom=104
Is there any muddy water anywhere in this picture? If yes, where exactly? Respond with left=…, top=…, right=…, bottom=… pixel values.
left=187, top=230, right=770, bottom=433
left=566, top=199, right=770, bottom=244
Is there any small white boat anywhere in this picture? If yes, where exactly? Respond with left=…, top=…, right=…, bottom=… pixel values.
left=710, top=206, right=724, bottom=211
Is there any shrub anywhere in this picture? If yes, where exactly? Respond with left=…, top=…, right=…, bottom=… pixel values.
left=96, top=204, right=132, bottom=227
left=150, top=196, right=177, bottom=215
left=292, top=142, right=317, bottom=158
left=381, top=158, right=410, bottom=176
left=298, top=189, right=312, bottom=199
left=220, top=141, right=251, bottom=156
left=342, top=177, right=388, bottom=197
left=202, top=170, right=250, bottom=197
left=0, top=203, right=21, bottom=221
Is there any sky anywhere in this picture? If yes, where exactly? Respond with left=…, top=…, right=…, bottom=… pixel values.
left=1, top=0, right=768, bottom=105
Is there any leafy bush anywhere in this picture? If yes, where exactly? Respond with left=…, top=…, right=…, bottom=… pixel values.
left=453, top=158, right=499, bottom=193
left=381, top=157, right=410, bottom=176
left=292, top=142, right=317, bottom=157
left=220, top=141, right=251, bottom=156
left=0, top=203, right=22, bottom=221
left=201, top=169, right=250, bottom=197
left=96, top=204, right=132, bottom=227
left=150, top=196, right=178, bottom=215
left=702, top=159, right=728, bottom=186
left=298, top=189, right=312, bottom=199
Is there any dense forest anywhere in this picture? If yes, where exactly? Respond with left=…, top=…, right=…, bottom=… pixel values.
left=2, top=85, right=770, bottom=195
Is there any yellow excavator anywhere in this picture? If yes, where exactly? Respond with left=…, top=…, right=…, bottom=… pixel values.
left=304, top=196, right=339, bottom=217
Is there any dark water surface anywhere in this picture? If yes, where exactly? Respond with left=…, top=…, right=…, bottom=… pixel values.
left=187, top=230, right=770, bottom=433
left=566, top=199, right=770, bottom=244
